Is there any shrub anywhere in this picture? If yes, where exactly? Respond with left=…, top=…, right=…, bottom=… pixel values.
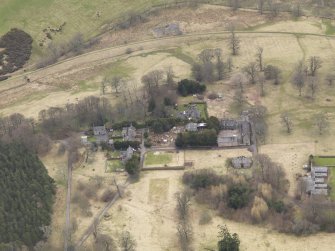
left=100, top=189, right=116, bottom=202
left=251, top=196, right=269, bottom=222
left=177, top=79, right=206, bottom=96
left=268, top=200, right=286, bottom=213
left=199, top=211, right=212, bottom=225
left=183, top=169, right=223, bottom=190
left=228, top=185, right=250, bottom=209
left=114, top=141, right=140, bottom=150
left=125, top=155, right=140, bottom=176
left=175, top=129, right=217, bottom=148
left=0, top=28, right=33, bottom=75
left=207, top=93, right=219, bottom=100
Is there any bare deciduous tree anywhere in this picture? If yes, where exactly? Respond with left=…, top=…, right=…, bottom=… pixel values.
left=227, top=57, right=233, bottom=73
left=309, top=56, right=322, bottom=76
left=119, top=231, right=136, bottom=251
left=281, top=112, right=293, bottom=134
left=228, top=24, right=240, bottom=56
left=258, top=73, right=266, bottom=96
left=314, top=113, right=329, bottom=135
left=256, top=47, right=264, bottom=71
left=243, top=62, right=258, bottom=84
left=308, top=76, right=318, bottom=99
left=175, top=191, right=191, bottom=222
left=258, top=0, right=265, bottom=14
left=291, top=61, right=306, bottom=96
left=166, top=66, right=175, bottom=86
left=111, top=76, right=123, bottom=93
left=231, top=73, right=246, bottom=93
left=325, top=74, right=335, bottom=86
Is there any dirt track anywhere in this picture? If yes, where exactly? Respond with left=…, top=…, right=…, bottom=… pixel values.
left=2, top=30, right=334, bottom=96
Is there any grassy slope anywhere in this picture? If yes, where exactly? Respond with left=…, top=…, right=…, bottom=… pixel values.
left=0, top=0, right=171, bottom=57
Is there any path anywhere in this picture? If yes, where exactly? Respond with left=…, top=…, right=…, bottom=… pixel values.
left=75, top=180, right=129, bottom=248
left=1, top=30, right=335, bottom=97
left=64, top=161, right=73, bottom=251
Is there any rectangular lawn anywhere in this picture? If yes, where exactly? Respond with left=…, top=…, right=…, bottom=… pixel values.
left=144, top=152, right=173, bottom=166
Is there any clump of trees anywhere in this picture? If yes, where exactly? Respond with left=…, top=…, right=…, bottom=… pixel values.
left=113, top=141, right=140, bottom=150
left=125, top=155, right=140, bottom=176
left=181, top=154, right=323, bottom=235
left=0, top=28, right=33, bottom=75
left=191, top=48, right=228, bottom=82
left=217, top=225, right=240, bottom=251
left=0, top=142, right=56, bottom=248
left=175, top=129, right=217, bottom=148
left=177, top=79, right=206, bottom=96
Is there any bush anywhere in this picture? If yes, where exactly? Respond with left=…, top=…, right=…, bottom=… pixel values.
left=199, top=211, right=212, bottom=225
left=100, top=189, right=116, bottom=202
left=228, top=185, right=250, bottom=209
left=0, top=28, right=33, bottom=75
left=125, top=155, right=140, bottom=176
left=146, top=117, right=181, bottom=133
left=177, top=79, right=206, bottom=97
left=264, top=65, right=281, bottom=85
left=207, top=93, right=219, bottom=100
left=183, top=169, right=223, bottom=190
left=268, top=200, right=286, bottom=213
left=114, top=141, right=140, bottom=150
left=175, top=129, right=217, bottom=148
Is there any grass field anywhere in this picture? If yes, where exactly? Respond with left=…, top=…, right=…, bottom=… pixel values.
left=313, top=156, right=335, bottom=166
left=0, top=0, right=175, bottom=59
left=106, top=160, right=123, bottom=172
left=144, top=151, right=173, bottom=166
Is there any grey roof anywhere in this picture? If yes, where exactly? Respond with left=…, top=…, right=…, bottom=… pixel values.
left=314, top=173, right=328, bottom=177
left=312, top=166, right=328, bottom=173
left=186, top=123, right=198, bottom=132
left=177, top=104, right=201, bottom=120
left=93, top=126, right=107, bottom=136
left=314, top=183, right=328, bottom=189
left=220, top=119, right=239, bottom=130
left=231, top=156, right=253, bottom=168
left=122, top=125, right=136, bottom=141
left=311, top=189, right=328, bottom=195
left=314, top=178, right=325, bottom=183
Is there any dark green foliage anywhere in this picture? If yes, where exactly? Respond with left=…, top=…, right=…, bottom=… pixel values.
left=267, top=200, right=286, bottom=213
left=144, top=139, right=152, bottom=148
left=177, top=79, right=206, bottom=97
left=228, top=185, right=250, bottom=209
left=148, top=98, right=156, bottom=112
left=146, top=117, right=181, bottom=133
left=113, top=141, right=140, bottom=150
left=206, top=116, right=220, bottom=133
left=217, top=225, right=240, bottom=251
left=0, top=29, right=33, bottom=75
left=164, top=97, right=173, bottom=106
left=112, top=121, right=142, bottom=130
left=125, top=155, right=140, bottom=175
left=264, top=65, right=281, bottom=85
left=182, top=169, right=223, bottom=190
left=175, top=129, right=217, bottom=148
left=0, top=142, right=55, bottom=247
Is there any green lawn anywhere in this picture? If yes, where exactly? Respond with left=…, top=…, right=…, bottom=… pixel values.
left=144, top=152, right=173, bottom=166
left=329, top=167, right=335, bottom=201
left=0, top=0, right=176, bottom=60
left=313, top=156, right=335, bottom=166
left=106, top=160, right=123, bottom=172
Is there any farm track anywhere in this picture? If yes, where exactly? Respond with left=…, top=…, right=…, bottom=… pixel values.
left=75, top=179, right=130, bottom=249
left=1, top=30, right=335, bottom=97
